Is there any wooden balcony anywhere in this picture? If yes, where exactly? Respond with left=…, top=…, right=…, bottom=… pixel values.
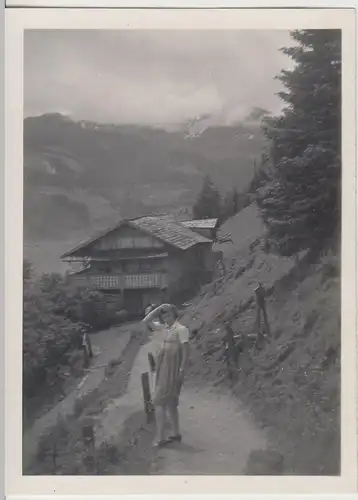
left=73, top=272, right=168, bottom=290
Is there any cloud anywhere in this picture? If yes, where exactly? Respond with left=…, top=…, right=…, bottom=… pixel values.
left=24, top=29, right=293, bottom=126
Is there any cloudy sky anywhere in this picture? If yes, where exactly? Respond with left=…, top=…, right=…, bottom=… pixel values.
left=24, top=30, right=293, bottom=128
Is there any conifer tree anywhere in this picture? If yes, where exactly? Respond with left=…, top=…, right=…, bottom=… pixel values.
left=221, top=187, right=240, bottom=221
left=231, top=188, right=239, bottom=214
left=257, top=30, right=341, bottom=256
left=192, top=175, right=222, bottom=219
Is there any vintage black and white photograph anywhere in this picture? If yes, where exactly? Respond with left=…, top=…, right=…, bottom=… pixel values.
left=15, top=17, right=350, bottom=483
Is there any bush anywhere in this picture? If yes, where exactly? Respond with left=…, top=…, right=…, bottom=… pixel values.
left=23, top=276, right=81, bottom=398
left=23, top=263, right=123, bottom=401
left=38, top=273, right=121, bottom=331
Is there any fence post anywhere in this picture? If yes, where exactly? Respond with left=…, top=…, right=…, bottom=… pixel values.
left=218, top=259, right=226, bottom=278
left=82, top=419, right=96, bottom=474
left=226, top=324, right=237, bottom=365
left=52, top=441, right=57, bottom=474
left=147, top=354, right=157, bottom=411
left=148, top=353, right=156, bottom=373
left=254, top=283, right=271, bottom=338
left=87, top=334, right=93, bottom=358
left=83, top=346, right=90, bottom=369
left=141, top=372, right=155, bottom=423
left=262, top=301, right=271, bottom=337
left=224, top=324, right=237, bottom=382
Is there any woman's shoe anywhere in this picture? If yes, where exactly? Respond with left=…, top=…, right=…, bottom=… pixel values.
left=168, top=434, right=182, bottom=443
left=152, top=439, right=170, bottom=448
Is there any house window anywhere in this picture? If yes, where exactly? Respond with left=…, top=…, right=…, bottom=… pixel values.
left=96, top=264, right=111, bottom=273
left=140, top=261, right=152, bottom=272
left=126, top=261, right=140, bottom=273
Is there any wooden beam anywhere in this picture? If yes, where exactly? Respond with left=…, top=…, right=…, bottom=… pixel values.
left=224, top=324, right=238, bottom=383
left=141, top=372, right=155, bottom=423
left=148, top=352, right=156, bottom=373
left=254, top=283, right=271, bottom=338
left=82, top=420, right=96, bottom=473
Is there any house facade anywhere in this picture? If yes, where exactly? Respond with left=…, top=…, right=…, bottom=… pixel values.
left=61, top=215, right=221, bottom=316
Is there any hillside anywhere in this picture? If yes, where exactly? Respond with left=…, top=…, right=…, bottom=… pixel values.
left=213, top=202, right=265, bottom=258
left=180, top=203, right=340, bottom=474
left=23, top=113, right=266, bottom=272
left=26, top=203, right=340, bottom=476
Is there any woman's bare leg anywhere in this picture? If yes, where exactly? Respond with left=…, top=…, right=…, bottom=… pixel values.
left=167, top=402, right=180, bottom=437
left=154, top=405, right=166, bottom=443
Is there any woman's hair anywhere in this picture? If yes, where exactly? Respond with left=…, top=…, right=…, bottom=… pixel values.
left=171, top=305, right=180, bottom=319
left=163, top=304, right=179, bottom=320
left=157, top=304, right=179, bottom=324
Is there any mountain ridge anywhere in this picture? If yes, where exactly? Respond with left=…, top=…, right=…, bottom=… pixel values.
left=24, top=112, right=267, bottom=272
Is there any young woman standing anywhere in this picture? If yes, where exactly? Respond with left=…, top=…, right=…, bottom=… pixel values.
left=142, top=303, right=189, bottom=447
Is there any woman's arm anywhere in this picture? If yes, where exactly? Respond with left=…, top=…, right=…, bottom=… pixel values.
left=141, top=303, right=172, bottom=324
left=180, top=342, right=189, bottom=374
left=178, top=325, right=190, bottom=374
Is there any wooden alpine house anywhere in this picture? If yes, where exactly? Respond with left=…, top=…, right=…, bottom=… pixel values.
left=61, top=215, right=221, bottom=316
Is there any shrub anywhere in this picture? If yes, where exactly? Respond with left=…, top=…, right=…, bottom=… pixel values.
left=23, top=276, right=82, bottom=398
left=23, top=263, right=123, bottom=402
left=37, top=273, right=121, bottom=331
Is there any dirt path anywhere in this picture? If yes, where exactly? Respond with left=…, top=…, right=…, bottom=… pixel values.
left=95, top=331, right=158, bottom=446
left=151, top=384, right=267, bottom=474
left=95, top=332, right=268, bottom=475
left=24, top=324, right=270, bottom=475
left=23, top=323, right=133, bottom=471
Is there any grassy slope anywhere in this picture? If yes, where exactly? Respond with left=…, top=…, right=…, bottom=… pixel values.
left=25, top=203, right=340, bottom=475
left=181, top=204, right=340, bottom=474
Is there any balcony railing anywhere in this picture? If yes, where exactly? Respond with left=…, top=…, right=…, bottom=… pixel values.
left=73, top=272, right=168, bottom=290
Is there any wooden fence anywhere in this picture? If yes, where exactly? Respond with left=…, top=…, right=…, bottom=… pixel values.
left=224, top=283, right=271, bottom=382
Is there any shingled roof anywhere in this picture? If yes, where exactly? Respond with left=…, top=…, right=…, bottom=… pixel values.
left=61, top=214, right=212, bottom=258
left=130, top=215, right=211, bottom=250
left=182, top=218, right=219, bottom=229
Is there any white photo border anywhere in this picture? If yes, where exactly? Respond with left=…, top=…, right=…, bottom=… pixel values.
left=4, top=6, right=357, bottom=495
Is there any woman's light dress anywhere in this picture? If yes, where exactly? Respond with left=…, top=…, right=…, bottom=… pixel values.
left=150, top=320, right=189, bottom=407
